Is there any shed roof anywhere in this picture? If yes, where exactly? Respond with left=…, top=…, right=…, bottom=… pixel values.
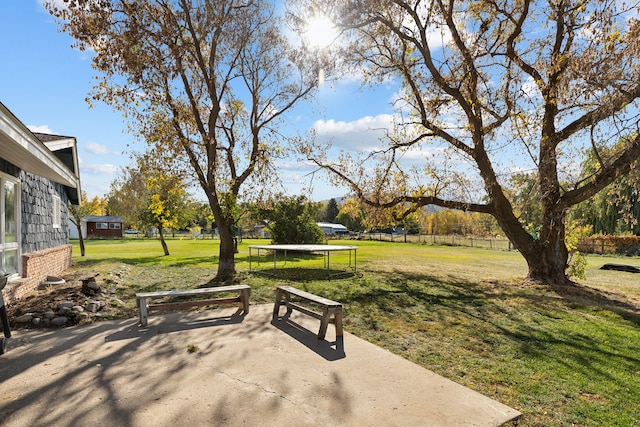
left=317, top=222, right=348, bottom=230
left=84, top=216, right=125, bottom=223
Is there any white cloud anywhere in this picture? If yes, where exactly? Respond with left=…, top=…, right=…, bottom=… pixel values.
left=425, top=24, right=453, bottom=50
left=310, top=113, right=452, bottom=173
left=81, top=163, right=120, bottom=175
left=312, top=114, right=395, bottom=150
left=27, top=125, right=57, bottom=134
left=521, top=76, right=542, bottom=99
left=86, top=142, right=116, bottom=155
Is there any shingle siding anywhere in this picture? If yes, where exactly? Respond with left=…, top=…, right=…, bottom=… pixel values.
left=20, top=171, right=69, bottom=253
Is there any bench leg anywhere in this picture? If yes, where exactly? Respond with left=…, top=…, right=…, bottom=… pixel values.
left=318, top=306, right=330, bottom=339
left=272, top=288, right=283, bottom=320
left=284, top=292, right=292, bottom=316
left=334, top=307, right=344, bottom=338
left=240, top=288, right=250, bottom=313
left=318, top=307, right=343, bottom=340
left=138, top=297, right=148, bottom=327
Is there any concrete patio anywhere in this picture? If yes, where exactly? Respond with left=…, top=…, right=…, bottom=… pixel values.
left=0, top=304, right=521, bottom=426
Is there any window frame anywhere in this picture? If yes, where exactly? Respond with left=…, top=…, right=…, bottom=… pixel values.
left=52, top=194, right=61, bottom=228
left=1, top=172, right=21, bottom=276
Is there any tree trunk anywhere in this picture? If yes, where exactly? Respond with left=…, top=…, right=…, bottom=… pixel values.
left=489, top=188, right=573, bottom=286
left=523, top=241, right=572, bottom=286
left=158, top=227, right=170, bottom=256
left=76, top=224, right=85, bottom=257
left=216, top=221, right=236, bottom=278
left=509, top=211, right=573, bottom=287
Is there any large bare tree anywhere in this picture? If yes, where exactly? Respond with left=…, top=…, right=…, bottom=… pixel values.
left=47, top=0, right=321, bottom=277
left=302, top=0, right=640, bottom=286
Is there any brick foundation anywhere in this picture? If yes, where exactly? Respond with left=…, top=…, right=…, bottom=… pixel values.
left=1, top=244, right=72, bottom=304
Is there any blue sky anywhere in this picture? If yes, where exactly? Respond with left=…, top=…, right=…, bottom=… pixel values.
left=0, top=1, right=399, bottom=202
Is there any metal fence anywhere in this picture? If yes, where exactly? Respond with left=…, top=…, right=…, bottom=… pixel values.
left=576, top=240, right=640, bottom=256
left=350, top=233, right=514, bottom=250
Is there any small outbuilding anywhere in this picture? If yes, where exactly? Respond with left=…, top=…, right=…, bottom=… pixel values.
left=317, top=222, right=349, bottom=236
left=85, top=215, right=125, bottom=238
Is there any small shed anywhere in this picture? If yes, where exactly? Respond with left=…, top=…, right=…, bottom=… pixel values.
left=85, top=216, right=125, bottom=238
left=317, top=222, right=349, bottom=236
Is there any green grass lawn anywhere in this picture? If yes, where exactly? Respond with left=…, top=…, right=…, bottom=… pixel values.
left=69, top=237, right=640, bottom=426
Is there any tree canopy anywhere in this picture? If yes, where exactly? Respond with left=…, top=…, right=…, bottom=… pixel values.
left=301, top=0, right=640, bottom=286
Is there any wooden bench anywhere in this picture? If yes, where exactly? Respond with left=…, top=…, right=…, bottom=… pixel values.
left=136, top=285, right=250, bottom=327
left=272, top=285, right=343, bottom=340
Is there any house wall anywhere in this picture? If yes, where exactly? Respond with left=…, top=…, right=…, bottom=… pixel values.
left=1, top=171, right=73, bottom=304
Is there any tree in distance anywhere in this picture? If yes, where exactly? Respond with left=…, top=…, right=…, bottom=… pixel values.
left=259, top=195, right=324, bottom=244
left=107, top=152, right=192, bottom=256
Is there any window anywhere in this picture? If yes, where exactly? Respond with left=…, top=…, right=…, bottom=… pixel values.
left=1, top=173, right=20, bottom=275
left=52, top=195, right=61, bottom=228
left=96, top=223, right=108, bottom=229
left=109, top=223, right=121, bottom=229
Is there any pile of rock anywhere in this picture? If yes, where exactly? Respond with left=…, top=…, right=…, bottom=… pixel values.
left=12, top=274, right=125, bottom=328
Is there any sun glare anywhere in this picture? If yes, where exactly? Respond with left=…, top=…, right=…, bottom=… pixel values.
left=306, top=15, right=336, bottom=48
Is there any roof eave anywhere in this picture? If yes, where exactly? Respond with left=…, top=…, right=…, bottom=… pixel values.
left=0, top=103, right=81, bottom=204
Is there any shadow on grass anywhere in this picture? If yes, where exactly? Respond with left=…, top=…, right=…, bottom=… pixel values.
left=248, top=268, right=356, bottom=282
left=329, top=268, right=640, bottom=410
left=74, top=255, right=219, bottom=268
left=339, top=268, right=640, bottom=326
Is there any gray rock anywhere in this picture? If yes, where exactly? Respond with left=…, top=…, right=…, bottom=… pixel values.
left=32, top=317, right=41, bottom=326
left=51, top=317, right=68, bottom=326
left=15, top=314, right=34, bottom=323
left=57, top=301, right=75, bottom=311
left=86, top=281, right=100, bottom=291
left=72, top=305, right=85, bottom=312
left=44, top=311, right=56, bottom=319
left=85, top=303, right=99, bottom=313
left=58, top=307, right=71, bottom=315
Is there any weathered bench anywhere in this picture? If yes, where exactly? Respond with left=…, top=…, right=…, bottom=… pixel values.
left=136, top=285, right=250, bottom=327
left=272, top=285, right=343, bottom=340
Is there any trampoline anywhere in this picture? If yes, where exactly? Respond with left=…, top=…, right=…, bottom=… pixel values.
left=248, top=244, right=358, bottom=279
